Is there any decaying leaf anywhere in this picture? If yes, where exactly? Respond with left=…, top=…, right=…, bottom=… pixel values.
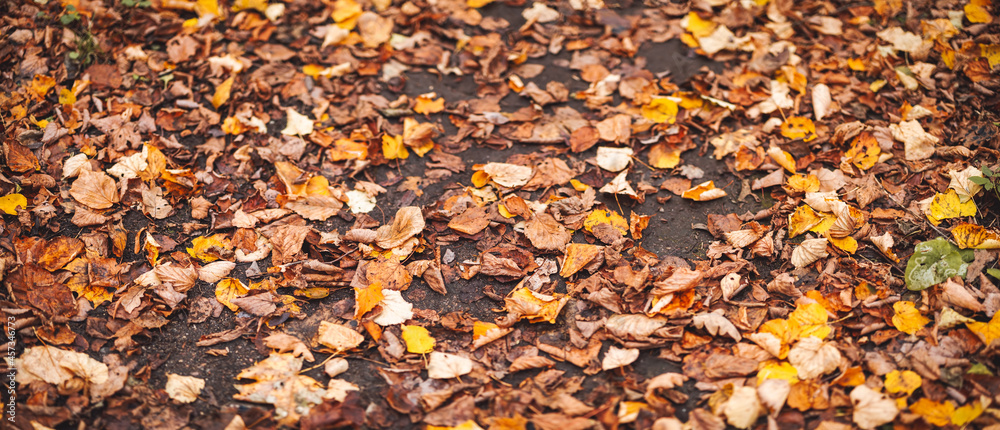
left=165, top=373, right=205, bottom=403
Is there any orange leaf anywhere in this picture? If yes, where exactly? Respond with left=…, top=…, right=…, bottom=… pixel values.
left=891, top=301, right=929, bottom=335
left=354, top=282, right=385, bottom=319
left=780, top=117, right=817, bottom=142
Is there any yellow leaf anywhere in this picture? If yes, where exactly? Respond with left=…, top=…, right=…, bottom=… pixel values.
left=786, top=174, right=820, bottom=193
left=59, top=88, right=76, bottom=105
left=927, top=189, right=977, bottom=225
left=672, top=91, right=704, bottom=109
left=780, top=117, right=817, bottom=142
left=848, top=58, right=866, bottom=71
left=305, top=175, right=331, bottom=196
left=382, top=134, right=408, bottom=160
left=757, top=360, right=799, bottom=384
left=827, top=235, right=858, bottom=253
left=952, top=400, right=984, bottom=426
left=216, top=278, right=249, bottom=311
left=583, top=209, right=628, bottom=234
left=767, top=146, right=797, bottom=173
left=401, top=325, right=435, bottom=354
left=685, top=12, right=716, bottom=38
left=884, top=370, right=921, bottom=396
left=909, top=398, right=955, bottom=427
left=942, top=48, right=956, bottom=69
left=952, top=223, right=1000, bottom=249
left=757, top=319, right=793, bottom=359
left=471, top=170, right=491, bottom=188
left=570, top=179, right=589, bottom=192
left=354, top=282, right=385, bottom=319
left=892, top=301, right=929, bottom=335
left=0, top=193, right=27, bottom=215
left=186, top=234, right=231, bottom=262
left=870, top=79, right=887, bottom=92
left=467, top=0, right=493, bottom=7
left=211, top=76, right=234, bottom=109
left=231, top=0, right=267, bottom=12
left=641, top=98, right=678, bottom=124
left=844, top=131, right=881, bottom=170
left=788, top=302, right=831, bottom=340
left=10, top=105, right=26, bottom=121
left=195, top=0, right=221, bottom=17
left=681, top=180, right=728, bottom=201
left=413, top=93, right=445, bottom=115
left=29, top=75, right=56, bottom=101
left=559, top=243, right=603, bottom=278
left=981, top=44, right=1000, bottom=68
left=788, top=205, right=823, bottom=238
left=966, top=0, right=993, bottom=24
left=332, top=0, right=362, bottom=28
left=966, top=311, right=1000, bottom=345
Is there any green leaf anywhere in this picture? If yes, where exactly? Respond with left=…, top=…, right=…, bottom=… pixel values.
left=905, top=237, right=974, bottom=291
left=989, top=268, right=1000, bottom=280
left=68, top=51, right=80, bottom=59
left=984, top=165, right=995, bottom=177
left=969, top=176, right=990, bottom=185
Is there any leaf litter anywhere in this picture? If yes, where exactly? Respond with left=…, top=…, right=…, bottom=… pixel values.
left=2, top=0, right=1000, bottom=428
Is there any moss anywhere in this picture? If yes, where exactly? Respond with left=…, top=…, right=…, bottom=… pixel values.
left=904, top=237, right=974, bottom=291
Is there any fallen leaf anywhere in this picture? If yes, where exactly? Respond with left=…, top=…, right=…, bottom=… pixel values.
left=781, top=117, right=817, bottom=142
left=372, top=290, right=413, bottom=326
left=70, top=170, right=119, bottom=209
left=427, top=352, right=474, bottom=379
left=787, top=337, right=841, bottom=379
left=234, top=353, right=327, bottom=426
left=891, top=120, right=938, bottom=161
left=215, top=278, right=248, bottom=311
left=692, top=309, right=741, bottom=342
left=401, top=325, right=436, bottom=354
left=281, top=108, right=314, bottom=136
left=850, top=385, right=898, bottom=430
left=482, top=163, right=534, bottom=188
left=601, top=346, right=639, bottom=370
left=884, top=370, right=921, bottom=396
left=723, top=386, right=762, bottom=429
left=316, top=321, right=365, bottom=353
left=375, top=206, right=425, bottom=249
left=263, top=333, right=315, bottom=362
left=891, top=301, right=929, bottom=335
left=165, top=373, right=205, bottom=403
left=909, top=398, right=955, bottom=427
left=682, top=181, right=727, bottom=201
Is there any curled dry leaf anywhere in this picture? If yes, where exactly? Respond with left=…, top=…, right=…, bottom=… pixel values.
left=372, top=290, right=414, bottom=326
left=724, top=222, right=766, bottom=248
left=870, top=231, right=900, bottom=262
left=891, top=120, right=938, bottom=161
left=720, top=273, right=744, bottom=301
left=263, top=333, right=315, bottom=362
left=375, top=206, right=425, bottom=249
left=681, top=181, right=727, bottom=201
left=691, top=309, right=742, bottom=342
left=165, top=373, right=205, bottom=403
left=792, top=238, right=829, bottom=268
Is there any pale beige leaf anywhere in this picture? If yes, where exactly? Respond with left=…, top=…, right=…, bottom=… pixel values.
left=16, top=346, right=109, bottom=386
left=372, top=290, right=413, bottom=326
left=165, top=373, right=205, bottom=403
left=264, top=333, right=315, bottom=362
left=316, top=321, right=364, bottom=353
left=850, top=385, right=898, bottom=430
left=286, top=196, right=344, bottom=221
left=601, top=346, right=639, bottom=370
left=483, top=162, right=534, bottom=188
left=723, top=385, right=762, bottom=429
left=199, top=261, right=236, bottom=283
left=375, top=206, right=425, bottom=249
left=427, top=352, right=474, bottom=379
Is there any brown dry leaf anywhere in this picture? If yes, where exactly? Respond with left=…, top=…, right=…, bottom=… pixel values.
left=691, top=309, right=741, bottom=342
left=482, top=163, right=534, bottom=188
left=449, top=205, right=490, bottom=235
left=524, top=213, right=572, bottom=251
left=263, top=333, right=316, bottom=362
left=601, top=346, right=639, bottom=370
left=70, top=169, right=119, bottom=209
left=427, top=352, right=474, bottom=379
left=286, top=196, right=344, bottom=221
left=375, top=206, right=425, bottom=249
left=16, top=346, right=110, bottom=386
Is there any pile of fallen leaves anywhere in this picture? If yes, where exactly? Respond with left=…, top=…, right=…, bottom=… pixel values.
left=2, top=0, right=1000, bottom=428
